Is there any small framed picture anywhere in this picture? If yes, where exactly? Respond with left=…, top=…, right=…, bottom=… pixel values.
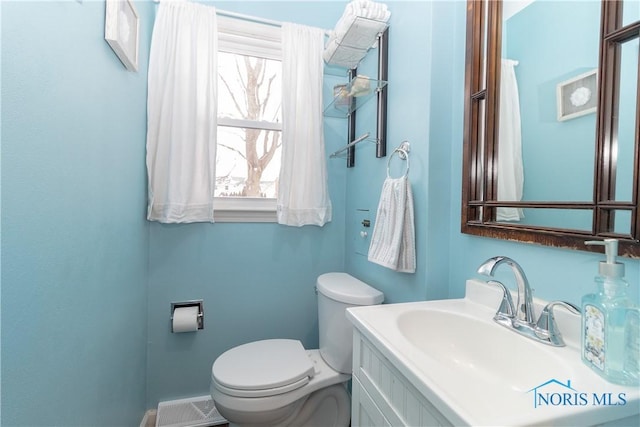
left=556, top=69, right=597, bottom=121
left=105, top=0, right=139, bottom=72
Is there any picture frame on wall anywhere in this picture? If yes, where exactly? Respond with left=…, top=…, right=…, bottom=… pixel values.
left=556, top=69, right=597, bottom=121
left=105, top=0, right=139, bottom=72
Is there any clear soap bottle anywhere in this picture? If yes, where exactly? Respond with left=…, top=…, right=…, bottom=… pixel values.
left=582, top=239, right=639, bottom=386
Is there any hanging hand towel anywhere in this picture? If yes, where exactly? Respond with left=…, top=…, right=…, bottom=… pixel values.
left=368, top=176, right=416, bottom=273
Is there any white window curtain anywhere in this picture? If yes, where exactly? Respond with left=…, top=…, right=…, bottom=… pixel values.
left=146, top=1, right=218, bottom=223
left=277, top=23, right=332, bottom=227
left=497, top=58, right=524, bottom=222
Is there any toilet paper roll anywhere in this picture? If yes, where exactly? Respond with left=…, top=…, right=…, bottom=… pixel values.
left=172, top=306, right=200, bottom=333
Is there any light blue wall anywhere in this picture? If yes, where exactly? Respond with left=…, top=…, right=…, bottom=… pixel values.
left=345, top=0, right=640, bottom=310
left=2, top=0, right=639, bottom=421
left=507, top=1, right=600, bottom=229
left=344, top=0, right=453, bottom=303
left=1, top=1, right=154, bottom=425
left=144, top=0, right=349, bottom=407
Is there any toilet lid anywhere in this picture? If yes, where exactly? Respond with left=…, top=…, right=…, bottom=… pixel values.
left=212, top=339, right=314, bottom=398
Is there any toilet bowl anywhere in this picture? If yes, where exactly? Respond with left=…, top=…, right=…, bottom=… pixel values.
left=210, top=273, right=384, bottom=427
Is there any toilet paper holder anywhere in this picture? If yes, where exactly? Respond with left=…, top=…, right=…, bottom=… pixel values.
left=170, top=300, right=204, bottom=332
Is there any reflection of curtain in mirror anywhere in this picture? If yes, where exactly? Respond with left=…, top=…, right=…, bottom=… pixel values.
left=497, top=59, right=524, bottom=221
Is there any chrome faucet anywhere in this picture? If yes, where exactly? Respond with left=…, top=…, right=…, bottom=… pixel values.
left=535, top=301, right=581, bottom=346
left=477, top=256, right=536, bottom=325
left=477, top=256, right=580, bottom=346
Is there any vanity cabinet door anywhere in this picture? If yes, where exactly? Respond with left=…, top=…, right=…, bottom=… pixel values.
left=352, top=376, right=392, bottom=427
left=351, top=330, right=452, bottom=427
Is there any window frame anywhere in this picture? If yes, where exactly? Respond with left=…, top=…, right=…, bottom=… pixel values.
left=214, top=16, right=283, bottom=223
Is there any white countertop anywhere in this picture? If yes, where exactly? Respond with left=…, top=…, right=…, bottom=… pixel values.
left=347, top=279, right=640, bottom=426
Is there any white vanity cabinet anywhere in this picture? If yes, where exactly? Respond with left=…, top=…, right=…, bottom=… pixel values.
left=347, top=281, right=640, bottom=426
left=351, top=329, right=452, bottom=427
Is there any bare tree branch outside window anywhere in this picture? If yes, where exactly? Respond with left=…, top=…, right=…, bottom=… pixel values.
left=217, top=52, right=282, bottom=198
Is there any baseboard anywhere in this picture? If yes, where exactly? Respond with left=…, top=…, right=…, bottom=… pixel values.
left=140, top=409, right=157, bottom=427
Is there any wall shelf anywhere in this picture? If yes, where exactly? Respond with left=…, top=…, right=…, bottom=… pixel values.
left=323, top=16, right=389, bottom=69
left=323, top=27, right=389, bottom=167
left=324, top=77, right=388, bottom=118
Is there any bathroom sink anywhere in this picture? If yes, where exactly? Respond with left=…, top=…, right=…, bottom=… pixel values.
left=396, top=308, right=574, bottom=393
left=346, top=279, right=640, bottom=426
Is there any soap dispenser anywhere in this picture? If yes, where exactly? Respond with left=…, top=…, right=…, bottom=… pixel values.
left=582, top=239, right=639, bottom=386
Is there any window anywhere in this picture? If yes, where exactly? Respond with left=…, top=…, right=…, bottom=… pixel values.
left=215, top=17, right=283, bottom=222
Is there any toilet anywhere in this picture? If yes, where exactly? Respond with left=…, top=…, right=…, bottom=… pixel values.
left=210, top=272, right=384, bottom=427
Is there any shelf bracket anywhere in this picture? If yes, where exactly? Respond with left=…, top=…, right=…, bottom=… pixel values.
left=347, top=68, right=357, bottom=167
left=376, top=27, right=389, bottom=159
left=347, top=28, right=388, bottom=167
left=324, top=26, right=389, bottom=168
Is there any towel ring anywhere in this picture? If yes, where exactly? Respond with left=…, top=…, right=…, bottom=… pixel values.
left=387, top=141, right=410, bottom=178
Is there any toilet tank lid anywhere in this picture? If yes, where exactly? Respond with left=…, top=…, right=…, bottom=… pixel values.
left=316, top=273, right=384, bottom=305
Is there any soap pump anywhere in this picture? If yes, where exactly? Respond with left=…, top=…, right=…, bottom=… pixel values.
left=582, top=239, right=639, bottom=386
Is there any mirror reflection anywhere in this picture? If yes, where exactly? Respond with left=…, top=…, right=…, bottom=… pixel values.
left=497, top=0, right=600, bottom=216
left=623, top=0, right=640, bottom=27
left=616, top=37, right=639, bottom=202
left=516, top=208, right=592, bottom=231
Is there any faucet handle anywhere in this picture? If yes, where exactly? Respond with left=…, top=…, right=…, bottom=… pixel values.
left=535, top=301, right=581, bottom=346
left=487, top=280, right=515, bottom=326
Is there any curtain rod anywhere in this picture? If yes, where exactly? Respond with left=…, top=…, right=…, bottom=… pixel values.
left=217, top=9, right=282, bottom=28
left=216, top=8, right=331, bottom=35
left=154, top=1, right=331, bottom=35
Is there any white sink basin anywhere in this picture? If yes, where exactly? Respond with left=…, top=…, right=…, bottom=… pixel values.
left=347, top=279, right=640, bottom=426
left=396, top=308, right=574, bottom=393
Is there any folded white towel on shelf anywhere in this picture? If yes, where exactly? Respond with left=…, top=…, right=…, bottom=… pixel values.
left=331, top=6, right=389, bottom=46
left=323, top=0, right=390, bottom=68
left=368, top=176, right=416, bottom=273
left=345, top=0, right=391, bottom=22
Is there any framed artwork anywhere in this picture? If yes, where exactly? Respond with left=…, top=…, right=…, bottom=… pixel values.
left=105, top=0, right=139, bottom=72
left=556, top=69, right=597, bottom=121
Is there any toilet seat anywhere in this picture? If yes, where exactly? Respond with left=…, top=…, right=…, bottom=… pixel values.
left=212, top=339, right=315, bottom=398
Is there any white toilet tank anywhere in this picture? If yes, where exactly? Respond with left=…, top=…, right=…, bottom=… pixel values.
left=316, top=272, right=384, bottom=374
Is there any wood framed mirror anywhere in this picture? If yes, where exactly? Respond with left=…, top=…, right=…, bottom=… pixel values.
left=462, top=0, right=640, bottom=258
